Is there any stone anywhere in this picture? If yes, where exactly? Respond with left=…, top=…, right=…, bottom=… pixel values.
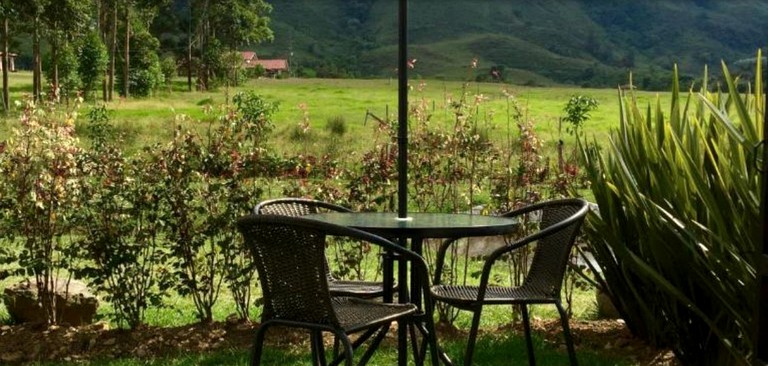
left=1, top=350, right=24, bottom=363
left=596, top=287, right=622, bottom=319
left=2, top=278, right=99, bottom=326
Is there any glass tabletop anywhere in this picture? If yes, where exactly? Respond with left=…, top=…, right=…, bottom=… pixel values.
left=305, top=212, right=517, bottom=239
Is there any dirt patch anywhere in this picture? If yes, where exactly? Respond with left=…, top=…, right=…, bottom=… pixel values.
left=0, top=318, right=676, bottom=365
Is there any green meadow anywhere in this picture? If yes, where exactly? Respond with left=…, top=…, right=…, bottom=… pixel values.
left=0, top=71, right=669, bottom=158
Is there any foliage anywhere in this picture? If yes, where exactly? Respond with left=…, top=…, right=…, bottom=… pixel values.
left=75, top=105, right=171, bottom=329
left=44, top=41, right=81, bottom=101
left=580, top=58, right=763, bottom=364
left=0, top=97, right=83, bottom=324
left=159, top=54, right=177, bottom=90
left=232, top=90, right=279, bottom=148
left=154, top=106, right=265, bottom=323
left=120, top=27, right=164, bottom=97
left=78, top=30, right=109, bottom=100
left=562, top=95, right=599, bottom=136
left=325, top=115, right=347, bottom=136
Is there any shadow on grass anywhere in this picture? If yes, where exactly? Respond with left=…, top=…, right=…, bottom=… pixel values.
left=30, top=332, right=631, bottom=366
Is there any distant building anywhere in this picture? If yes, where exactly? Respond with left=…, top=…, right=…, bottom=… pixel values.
left=241, top=51, right=288, bottom=77
left=0, top=52, right=16, bottom=72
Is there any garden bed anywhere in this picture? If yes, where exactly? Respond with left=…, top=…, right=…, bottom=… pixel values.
left=0, top=318, right=676, bottom=365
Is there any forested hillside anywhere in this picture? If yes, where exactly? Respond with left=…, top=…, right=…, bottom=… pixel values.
left=6, top=0, right=768, bottom=90
left=253, top=0, right=768, bottom=88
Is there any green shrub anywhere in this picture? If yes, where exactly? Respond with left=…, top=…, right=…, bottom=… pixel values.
left=0, top=98, right=84, bottom=324
left=76, top=118, right=170, bottom=328
left=580, top=57, right=763, bottom=365
left=325, top=115, right=347, bottom=136
left=78, top=31, right=108, bottom=100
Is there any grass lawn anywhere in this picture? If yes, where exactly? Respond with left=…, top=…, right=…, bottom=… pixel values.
left=0, top=72, right=671, bottom=157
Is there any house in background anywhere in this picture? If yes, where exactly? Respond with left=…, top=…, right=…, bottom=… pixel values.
left=0, top=52, right=16, bottom=72
left=241, top=51, right=288, bottom=77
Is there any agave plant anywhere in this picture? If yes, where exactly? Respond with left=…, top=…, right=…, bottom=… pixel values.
left=580, top=53, right=764, bottom=365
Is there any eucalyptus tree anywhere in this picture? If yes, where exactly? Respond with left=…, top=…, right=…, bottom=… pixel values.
left=40, top=0, right=91, bottom=102
left=209, top=0, right=273, bottom=89
left=14, top=0, right=47, bottom=101
left=187, top=0, right=272, bottom=91
left=0, top=0, right=16, bottom=112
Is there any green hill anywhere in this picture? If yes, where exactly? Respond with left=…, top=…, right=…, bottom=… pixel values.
left=253, top=0, right=768, bottom=88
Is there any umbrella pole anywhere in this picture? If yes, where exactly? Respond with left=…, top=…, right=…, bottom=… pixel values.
left=397, top=0, right=409, bottom=219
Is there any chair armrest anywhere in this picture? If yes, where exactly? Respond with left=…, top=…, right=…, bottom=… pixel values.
left=433, top=237, right=462, bottom=285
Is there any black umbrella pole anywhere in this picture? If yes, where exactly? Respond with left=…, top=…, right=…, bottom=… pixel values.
left=397, top=0, right=408, bottom=219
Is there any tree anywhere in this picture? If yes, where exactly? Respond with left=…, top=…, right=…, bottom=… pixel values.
left=0, top=0, right=14, bottom=112
left=14, top=0, right=48, bottom=101
left=40, top=0, right=90, bottom=102
left=117, top=0, right=167, bottom=97
left=187, top=0, right=272, bottom=91
left=78, top=30, right=109, bottom=100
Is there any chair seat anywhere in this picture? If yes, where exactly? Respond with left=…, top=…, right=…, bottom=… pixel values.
left=333, top=297, right=417, bottom=334
left=329, top=280, right=397, bottom=298
left=430, top=284, right=558, bottom=308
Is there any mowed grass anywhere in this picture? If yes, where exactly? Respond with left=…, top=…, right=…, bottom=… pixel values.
left=0, top=71, right=671, bottom=158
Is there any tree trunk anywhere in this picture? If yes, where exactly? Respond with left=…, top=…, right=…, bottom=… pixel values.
left=52, top=43, right=59, bottom=103
left=123, top=5, right=130, bottom=98
left=98, top=0, right=107, bottom=101
left=187, top=0, right=192, bottom=92
left=2, top=17, right=9, bottom=112
left=109, top=2, right=117, bottom=101
left=33, top=19, right=41, bottom=102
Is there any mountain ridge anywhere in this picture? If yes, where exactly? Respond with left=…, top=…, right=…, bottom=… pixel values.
left=255, top=0, right=768, bottom=88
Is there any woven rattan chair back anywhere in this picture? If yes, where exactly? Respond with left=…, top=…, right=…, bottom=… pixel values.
left=237, top=215, right=439, bottom=366
left=240, top=215, right=339, bottom=327
left=254, top=198, right=395, bottom=299
left=520, top=201, right=586, bottom=297
left=254, top=198, right=353, bottom=216
left=430, top=198, right=589, bottom=366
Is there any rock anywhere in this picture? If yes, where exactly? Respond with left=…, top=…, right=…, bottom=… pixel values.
left=2, top=278, right=99, bottom=326
left=596, top=287, right=621, bottom=319
left=1, top=350, right=24, bottom=363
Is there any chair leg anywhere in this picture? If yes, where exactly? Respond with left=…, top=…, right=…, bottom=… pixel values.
left=311, top=330, right=327, bottom=366
left=521, top=304, right=536, bottom=366
left=423, top=310, right=440, bottom=366
left=463, top=308, right=483, bottom=366
left=251, top=323, right=271, bottom=366
left=555, top=302, right=578, bottom=366
left=335, top=332, right=355, bottom=366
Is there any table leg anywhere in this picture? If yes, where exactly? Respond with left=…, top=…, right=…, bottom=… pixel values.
left=398, top=236, right=409, bottom=366
left=382, top=249, right=394, bottom=304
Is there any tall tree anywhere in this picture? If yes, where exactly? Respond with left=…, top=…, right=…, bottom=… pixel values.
left=15, top=0, right=47, bottom=101
left=0, top=0, right=13, bottom=112
left=191, top=0, right=272, bottom=91
left=40, top=0, right=90, bottom=102
left=123, top=2, right=130, bottom=97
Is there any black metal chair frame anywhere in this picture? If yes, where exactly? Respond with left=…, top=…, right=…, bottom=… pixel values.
left=430, top=198, right=589, bottom=366
left=254, top=198, right=394, bottom=299
left=238, top=214, right=440, bottom=366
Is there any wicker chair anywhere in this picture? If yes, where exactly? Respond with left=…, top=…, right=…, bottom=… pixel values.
left=237, top=214, right=439, bottom=366
left=254, top=198, right=394, bottom=299
left=430, top=198, right=589, bottom=366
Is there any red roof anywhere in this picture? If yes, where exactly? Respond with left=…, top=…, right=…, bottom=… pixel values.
left=254, top=59, right=288, bottom=71
left=241, top=51, right=257, bottom=62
